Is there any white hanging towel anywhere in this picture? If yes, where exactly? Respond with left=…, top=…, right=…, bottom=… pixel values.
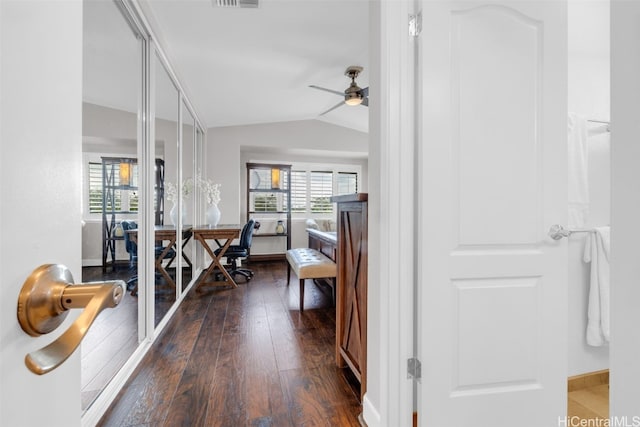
left=583, top=226, right=610, bottom=346
left=568, top=113, right=590, bottom=227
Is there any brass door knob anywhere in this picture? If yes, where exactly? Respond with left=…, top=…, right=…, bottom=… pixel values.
left=17, top=264, right=125, bottom=375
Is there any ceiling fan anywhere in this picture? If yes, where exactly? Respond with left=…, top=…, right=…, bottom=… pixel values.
left=309, top=66, right=369, bottom=116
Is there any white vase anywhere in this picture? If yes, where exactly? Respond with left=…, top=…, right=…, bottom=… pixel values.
left=206, top=203, right=221, bottom=226
left=169, top=203, right=187, bottom=226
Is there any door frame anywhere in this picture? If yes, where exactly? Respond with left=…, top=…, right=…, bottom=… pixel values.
left=364, top=1, right=417, bottom=426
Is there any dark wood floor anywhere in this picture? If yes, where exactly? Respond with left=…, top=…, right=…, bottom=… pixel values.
left=82, top=266, right=139, bottom=410
left=81, top=264, right=193, bottom=410
left=97, top=261, right=362, bottom=427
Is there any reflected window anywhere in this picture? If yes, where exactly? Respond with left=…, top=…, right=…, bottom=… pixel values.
left=88, top=162, right=139, bottom=213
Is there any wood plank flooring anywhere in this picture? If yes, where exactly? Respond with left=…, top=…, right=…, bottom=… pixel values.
left=568, top=384, right=609, bottom=420
left=81, top=265, right=184, bottom=410
left=567, top=371, right=609, bottom=423
left=97, top=261, right=362, bottom=426
left=82, top=266, right=139, bottom=410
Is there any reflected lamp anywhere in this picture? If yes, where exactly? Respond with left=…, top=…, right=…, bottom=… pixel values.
left=271, top=168, right=280, bottom=190
left=119, top=161, right=131, bottom=187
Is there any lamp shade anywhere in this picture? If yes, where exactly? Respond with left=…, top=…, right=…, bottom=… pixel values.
left=119, top=162, right=131, bottom=186
left=345, top=95, right=363, bottom=106
left=271, top=168, right=280, bottom=189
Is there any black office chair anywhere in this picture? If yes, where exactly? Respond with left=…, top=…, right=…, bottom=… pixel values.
left=215, top=218, right=256, bottom=282
left=121, top=220, right=176, bottom=296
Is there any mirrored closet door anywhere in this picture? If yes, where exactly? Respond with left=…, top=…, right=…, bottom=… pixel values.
left=81, top=0, right=144, bottom=412
left=81, top=0, right=206, bottom=417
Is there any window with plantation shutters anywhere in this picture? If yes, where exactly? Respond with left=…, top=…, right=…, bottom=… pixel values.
left=243, top=162, right=360, bottom=262
left=245, top=163, right=360, bottom=217
left=88, top=161, right=139, bottom=214
left=251, top=193, right=278, bottom=212
left=310, top=171, right=333, bottom=213
left=89, top=162, right=106, bottom=213
left=290, top=170, right=307, bottom=212
left=337, top=172, right=358, bottom=195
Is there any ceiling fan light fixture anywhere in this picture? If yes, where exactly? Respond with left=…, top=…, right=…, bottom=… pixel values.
left=310, top=65, right=368, bottom=115
left=344, top=82, right=363, bottom=106
left=345, top=92, right=363, bottom=106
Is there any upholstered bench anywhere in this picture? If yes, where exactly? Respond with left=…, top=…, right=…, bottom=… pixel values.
left=286, top=248, right=337, bottom=311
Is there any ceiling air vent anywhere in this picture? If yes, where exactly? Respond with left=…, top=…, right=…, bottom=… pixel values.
left=213, top=0, right=259, bottom=8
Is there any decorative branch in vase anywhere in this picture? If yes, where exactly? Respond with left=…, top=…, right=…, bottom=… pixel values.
left=166, top=178, right=193, bottom=226
left=197, top=175, right=222, bottom=226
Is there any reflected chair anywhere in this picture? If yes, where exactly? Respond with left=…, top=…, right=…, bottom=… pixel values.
left=214, top=218, right=256, bottom=282
left=121, top=220, right=139, bottom=295
left=121, top=220, right=176, bottom=296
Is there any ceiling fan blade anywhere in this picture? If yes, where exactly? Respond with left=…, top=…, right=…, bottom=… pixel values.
left=361, top=97, right=369, bottom=107
left=361, top=86, right=369, bottom=97
left=309, top=85, right=344, bottom=97
left=320, top=101, right=345, bottom=116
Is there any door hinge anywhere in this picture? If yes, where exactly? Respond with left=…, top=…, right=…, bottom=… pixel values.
left=407, top=357, right=421, bottom=381
left=409, top=12, right=422, bottom=37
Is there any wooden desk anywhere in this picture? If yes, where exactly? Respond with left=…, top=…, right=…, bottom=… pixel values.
left=192, top=224, right=241, bottom=291
left=307, top=228, right=338, bottom=298
left=307, top=229, right=337, bottom=261
left=127, top=225, right=193, bottom=290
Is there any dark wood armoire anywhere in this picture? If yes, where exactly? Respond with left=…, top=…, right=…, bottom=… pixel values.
left=331, top=193, right=368, bottom=401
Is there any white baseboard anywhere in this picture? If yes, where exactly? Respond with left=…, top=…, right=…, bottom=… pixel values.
left=362, top=394, right=381, bottom=427
left=82, top=258, right=102, bottom=267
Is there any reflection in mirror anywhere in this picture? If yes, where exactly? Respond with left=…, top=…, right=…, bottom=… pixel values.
left=154, top=54, right=179, bottom=325
left=181, top=103, right=196, bottom=291
left=195, top=127, right=205, bottom=272
left=81, top=0, right=141, bottom=412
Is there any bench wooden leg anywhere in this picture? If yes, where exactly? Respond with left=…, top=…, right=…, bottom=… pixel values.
left=299, top=278, right=305, bottom=311
left=287, top=263, right=291, bottom=286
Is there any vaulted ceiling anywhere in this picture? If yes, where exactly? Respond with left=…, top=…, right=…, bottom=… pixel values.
left=142, top=0, right=370, bottom=132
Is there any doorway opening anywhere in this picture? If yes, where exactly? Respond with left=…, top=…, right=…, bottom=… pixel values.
left=566, top=0, right=610, bottom=421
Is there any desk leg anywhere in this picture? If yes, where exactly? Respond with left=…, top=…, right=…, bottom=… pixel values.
left=165, top=235, right=193, bottom=269
left=181, top=241, right=193, bottom=267
left=156, top=238, right=177, bottom=289
left=195, top=236, right=238, bottom=290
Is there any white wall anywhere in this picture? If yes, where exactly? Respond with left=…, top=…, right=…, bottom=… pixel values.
left=567, top=0, right=610, bottom=376
left=206, top=119, right=369, bottom=227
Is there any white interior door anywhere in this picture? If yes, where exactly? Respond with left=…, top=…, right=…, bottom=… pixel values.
left=0, top=1, right=83, bottom=426
left=417, top=1, right=568, bottom=425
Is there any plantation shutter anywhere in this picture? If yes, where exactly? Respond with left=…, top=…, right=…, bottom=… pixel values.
left=89, top=162, right=104, bottom=213
left=291, top=170, right=307, bottom=212
left=310, top=171, right=333, bottom=213
left=337, top=172, right=358, bottom=195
